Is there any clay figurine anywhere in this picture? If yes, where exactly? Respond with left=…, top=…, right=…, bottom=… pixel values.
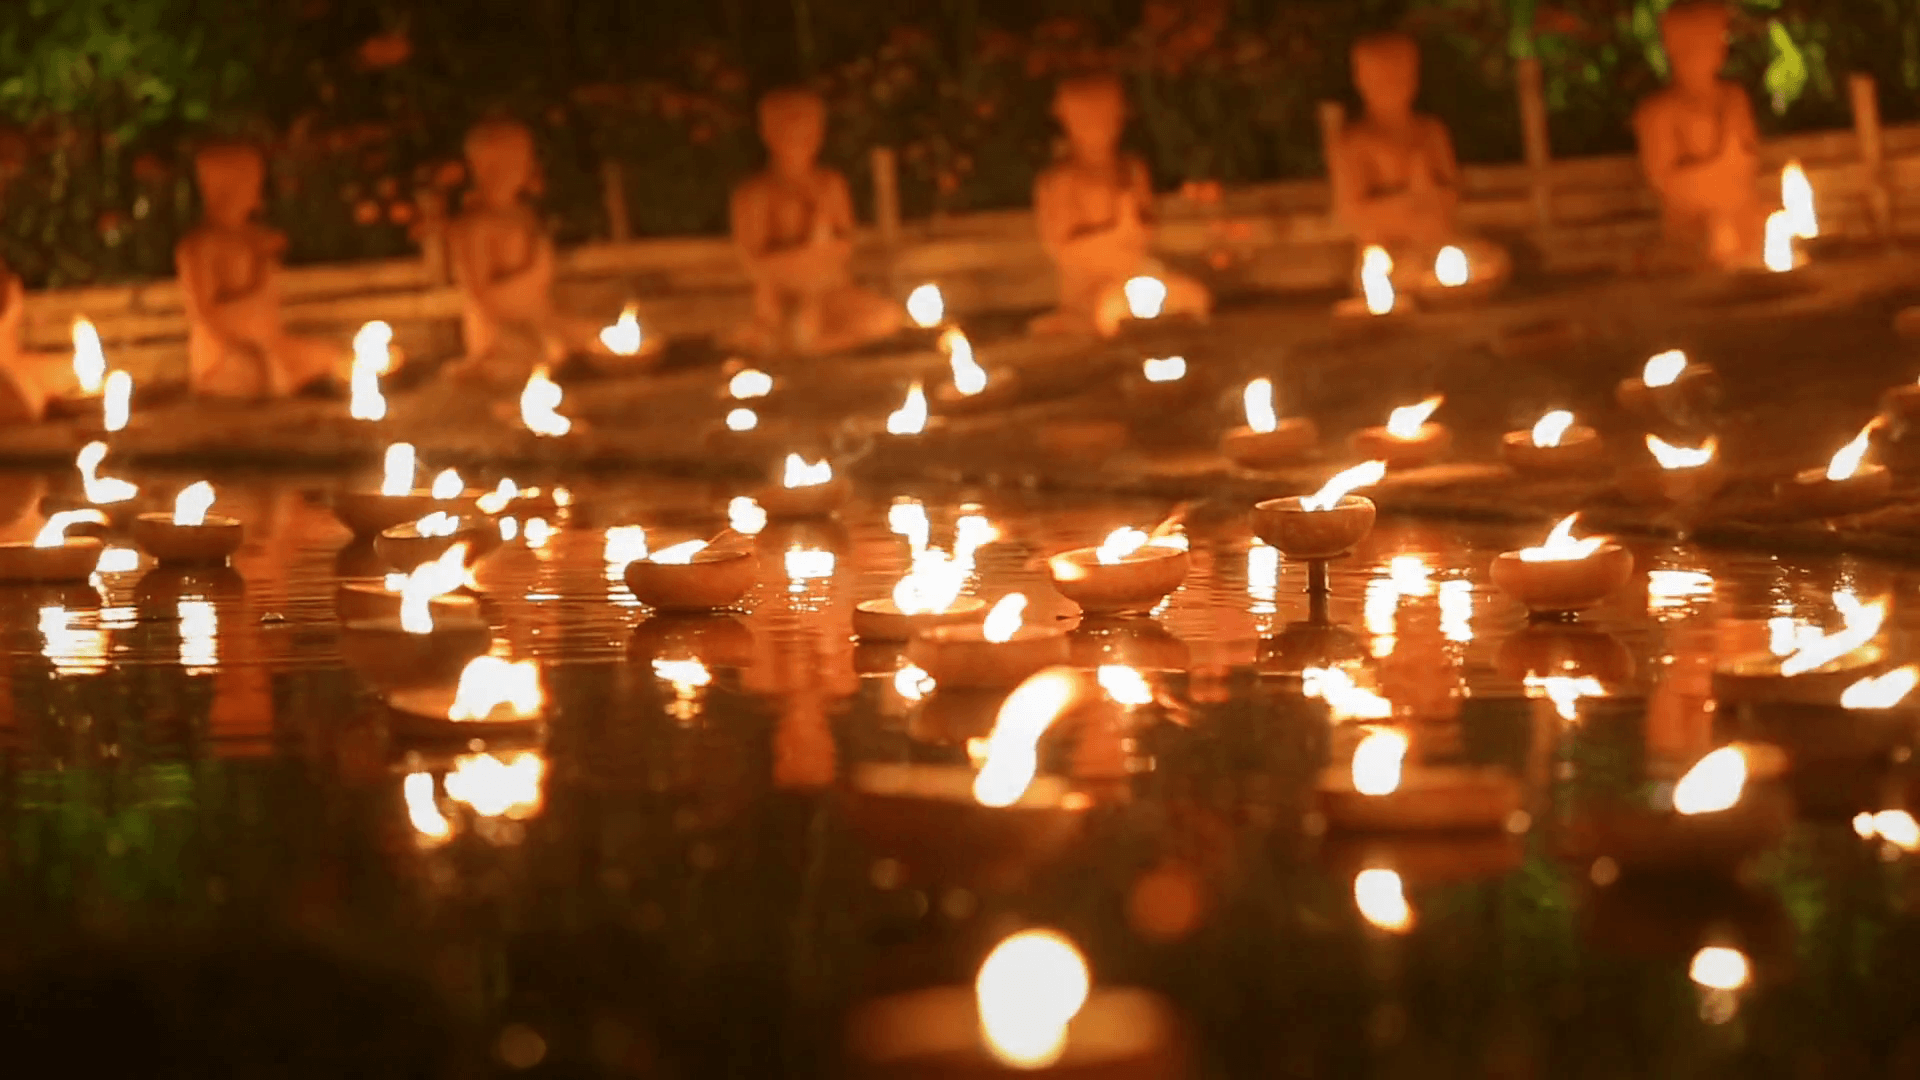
left=1032, top=74, right=1210, bottom=337
left=1333, top=33, right=1508, bottom=292
left=0, top=261, right=83, bottom=423
left=177, top=142, right=341, bottom=399
left=447, top=119, right=623, bottom=381
left=1633, top=1, right=1767, bottom=270
left=729, top=88, right=902, bottom=358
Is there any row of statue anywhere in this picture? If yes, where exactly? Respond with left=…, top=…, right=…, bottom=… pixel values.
left=0, top=0, right=1770, bottom=412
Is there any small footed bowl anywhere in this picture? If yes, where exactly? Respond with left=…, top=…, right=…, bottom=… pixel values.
left=1251, top=495, right=1376, bottom=560
left=851, top=597, right=988, bottom=642
left=1490, top=544, right=1635, bottom=614
left=131, top=514, right=245, bottom=566
left=0, top=538, right=103, bottom=583
left=755, top=477, right=851, bottom=519
left=1046, top=545, right=1190, bottom=615
left=623, top=550, right=759, bottom=611
left=1500, top=428, right=1605, bottom=475
left=1220, top=419, right=1319, bottom=470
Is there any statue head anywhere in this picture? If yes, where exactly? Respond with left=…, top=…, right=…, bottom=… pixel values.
left=758, top=87, right=826, bottom=169
left=1352, top=33, right=1420, bottom=119
left=464, top=119, right=536, bottom=206
left=193, top=141, right=265, bottom=226
left=1660, top=1, right=1731, bottom=92
left=1053, top=74, right=1126, bottom=157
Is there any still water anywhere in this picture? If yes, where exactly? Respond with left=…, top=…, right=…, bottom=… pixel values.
left=2, top=467, right=1917, bottom=1077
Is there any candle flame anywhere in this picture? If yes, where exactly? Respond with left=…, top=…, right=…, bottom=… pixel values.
left=403, top=772, right=452, bottom=843
left=1434, top=245, right=1469, bottom=288
left=447, top=654, right=544, bottom=722
left=728, top=496, right=767, bottom=536
left=1353, top=868, right=1414, bottom=933
left=444, top=751, right=547, bottom=819
left=599, top=304, right=644, bottom=356
left=888, top=499, right=930, bottom=554
left=1351, top=728, right=1409, bottom=795
left=1301, top=460, right=1387, bottom=512
left=1646, top=434, right=1717, bottom=470
left=1842, top=665, right=1919, bottom=710
left=975, top=929, right=1090, bottom=1069
left=649, top=539, right=708, bottom=566
left=519, top=366, right=572, bottom=437
left=905, top=283, right=945, bottom=329
left=1673, top=746, right=1746, bottom=815
left=381, top=443, right=417, bottom=496
left=1303, top=666, right=1394, bottom=721
left=783, top=546, right=836, bottom=585
left=172, top=482, right=215, bottom=527
left=1782, top=161, right=1817, bottom=239
left=474, top=478, right=518, bottom=515
left=780, top=453, right=832, bottom=489
left=725, top=407, right=758, bottom=432
left=1524, top=674, right=1607, bottom=721
left=1386, top=395, right=1443, bottom=439
left=75, top=442, right=136, bottom=504
left=1531, top=410, right=1574, bottom=448
left=430, top=467, right=463, bottom=500
left=398, top=543, right=469, bottom=634
left=1361, top=246, right=1395, bottom=315
left=1094, top=527, right=1151, bottom=566
left=1096, top=664, right=1153, bottom=707
left=33, top=509, right=105, bottom=548
left=1854, top=809, right=1920, bottom=850
left=1643, top=349, right=1688, bottom=388
left=970, top=667, right=1077, bottom=806
left=1142, top=356, right=1186, bottom=382
left=71, top=317, right=106, bottom=394
left=1778, top=590, right=1886, bottom=677
left=414, top=511, right=462, bottom=539
left=954, top=512, right=1000, bottom=569
left=981, top=593, right=1027, bottom=643
left=729, top=368, right=773, bottom=399
left=944, top=328, right=987, bottom=397
left=886, top=381, right=928, bottom=435
left=1243, top=378, right=1278, bottom=434
left=894, top=663, right=935, bottom=701
left=102, top=371, right=132, bottom=433
left=603, top=525, right=648, bottom=569
left=1764, top=210, right=1798, bottom=273
left=1825, top=419, right=1880, bottom=482
left=891, top=547, right=968, bottom=616
left=350, top=321, right=392, bottom=421
left=1123, top=275, right=1168, bottom=320
left=1518, top=513, right=1607, bottom=563
left=1690, top=947, right=1751, bottom=991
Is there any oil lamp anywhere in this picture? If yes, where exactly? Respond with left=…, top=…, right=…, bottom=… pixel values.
left=1250, top=460, right=1386, bottom=561
left=1315, top=726, right=1523, bottom=833
left=1219, top=377, right=1318, bottom=469
left=1776, top=419, right=1890, bottom=516
left=1714, top=590, right=1889, bottom=705
left=1335, top=245, right=1400, bottom=319
left=598, top=303, right=648, bottom=357
left=1782, top=160, right=1818, bottom=241
left=375, top=507, right=497, bottom=573
left=1569, top=744, right=1790, bottom=870
left=1046, top=527, right=1190, bottom=615
left=132, top=482, right=243, bottom=566
left=1489, top=514, right=1634, bottom=615
left=1616, top=348, right=1718, bottom=424
left=386, top=653, right=547, bottom=736
left=907, top=593, right=1070, bottom=689
left=932, top=327, right=1016, bottom=411
left=1762, top=210, right=1803, bottom=274
left=338, top=545, right=490, bottom=693
left=622, top=537, right=758, bottom=612
left=349, top=320, right=394, bottom=422
left=885, top=381, right=930, bottom=437
left=519, top=366, right=573, bottom=437
left=332, top=444, right=472, bottom=538
left=905, top=283, right=946, bottom=331
left=1625, top=434, right=1725, bottom=505
left=854, top=546, right=987, bottom=641
left=71, top=316, right=105, bottom=395
left=101, top=370, right=131, bottom=433
left=756, top=453, right=850, bottom=518
left=65, top=440, right=141, bottom=526
left=1501, top=409, right=1603, bottom=474
left=0, top=510, right=106, bottom=582
left=1350, top=395, right=1448, bottom=467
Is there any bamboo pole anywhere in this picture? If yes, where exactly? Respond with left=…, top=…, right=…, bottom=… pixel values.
left=1850, top=73, right=1892, bottom=237
left=601, top=159, right=632, bottom=243
left=1516, top=55, right=1553, bottom=228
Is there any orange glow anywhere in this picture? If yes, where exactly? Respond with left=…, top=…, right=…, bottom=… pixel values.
left=1385, top=396, right=1443, bottom=439
left=1530, top=410, right=1574, bottom=448
left=1825, top=419, right=1880, bottom=482
left=350, top=321, right=392, bottom=421
left=906, top=283, right=945, bottom=329
left=1303, top=666, right=1394, bottom=721
left=725, top=407, right=758, bottom=432
left=1354, top=868, right=1414, bottom=932
left=729, top=368, right=773, bottom=399
left=970, top=667, right=1077, bottom=806
left=1854, top=809, right=1920, bottom=851
left=447, top=655, right=543, bottom=722
left=781, top=453, right=832, bottom=489
left=1646, top=434, right=1717, bottom=470
left=1360, top=246, right=1395, bottom=315
left=975, top=929, right=1091, bottom=1069
left=894, top=663, right=935, bottom=701
left=33, top=509, right=105, bottom=548
left=76, top=442, right=136, bottom=505
left=403, top=772, right=452, bottom=843
left=1434, top=245, right=1469, bottom=288
left=443, top=751, right=547, bottom=819
left=1301, top=460, right=1387, bottom=511
left=1689, top=946, right=1751, bottom=991
left=102, top=370, right=132, bottom=433
left=981, top=593, right=1027, bottom=644
left=380, top=443, right=416, bottom=496
left=1096, top=664, right=1153, bottom=707
left=1243, top=378, right=1278, bottom=433
left=599, top=304, right=644, bottom=356
left=1094, top=527, right=1151, bottom=566
left=1123, top=275, right=1168, bottom=320
left=172, top=482, right=216, bottom=527
left=1673, top=746, right=1746, bottom=815
left=886, top=382, right=928, bottom=435
left=728, top=496, right=767, bottom=535
left=1142, top=356, right=1186, bottom=382
left=71, top=317, right=106, bottom=394
left=649, top=539, right=708, bottom=565
left=1782, top=161, right=1817, bottom=239
left=520, top=366, right=572, bottom=437
left=888, top=499, right=930, bottom=554
left=430, top=468, right=463, bottom=500
left=398, top=543, right=470, bottom=634
left=1642, top=349, right=1688, bottom=388
left=1524, top=674, right=1606, bottom=721
left=1778, top=591, right=1886, bottom=677
left=1764, top=210, right=1798, bottom=273
left=1517, top=514, right=1607, bottom=563
left=1351, top=728, right=1409, bottom=795
left=891, top=547, right=969, bottom=616
left=943, top=328, right=987, bottom=396
left=1842, top=666, right=1919, bottom=709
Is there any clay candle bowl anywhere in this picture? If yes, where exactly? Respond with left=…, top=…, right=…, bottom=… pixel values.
left=907, top=594, right=1070, bottom=689
left=1775, top=420, right=1891, bottom=517
left=842, top=762, right=1092, bottom=889
left=931, top=328, right=1021, bottom=414
left=133, top=482, right=244, bottom=567
left=756, top=453, right=850, bottom=519
left=1220, top=378, right=1318, bottom=469
left=1250, top=461, right=1387, bottom=561
left=1563, top=745, right=1791, bottom=871
left=331, top=444, right=470, bottom=538
left=1490, top=514, right=1634, bottom=615
left=1501, top=410, right=1605, bottom=476
left=1046, top=528, right=1189, bottom=615
left=1712, top=592, right=1890, bottom=708
left=1350, top=395, right=1448, bottom=468
left=623, top=540, right=757, bottom=612
left=375, top=512, right=497, bottom=573
left=1622, top=435, right=1726, bottom=506
left=384, top=654, right=547, bottom=739
left=1316, top=728, right=1523, bottom=833
left=339, top=550, right=489, bottom=693
left=335, top=579, right=480, bottom=626
left=854, top=598, right=988, bottom=642
left=1616, top=349, right=1719, bottom=427
left=0, top=510, right=107, bottom=583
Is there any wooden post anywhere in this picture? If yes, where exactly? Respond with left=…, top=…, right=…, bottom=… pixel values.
left=1316, top=100, right=1346, bottom=224
left=1515, top=54, right=1553, bottom=228
left=1849, top=73, right=1893, bottom=237
left=869, top=146, right=901, bottom=287
left=600, top=159, right=631, bottom=243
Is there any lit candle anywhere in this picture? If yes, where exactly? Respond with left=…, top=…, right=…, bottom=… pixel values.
left=1627, top=434, right=1725, bottom=506
left=71, top=317, right=106, bottom=395
left=599, top=303, right=646, bottom=357
left=1359, top=246, right=1395, bottom=316
left=1570, top=743, right=1790, bottom=870
left=622, top=537, right=758, bottom=612
left=905, top=283, right=946, bottom=330
left=331, top=443, right=475, bottom=538
left=1316, top=725, right=1523, bottom=833
left=519, top=366, right=572, bottom=437
left=1350, top=395, right=1448, bottom=467
left=886, top=381, right=929, bottom=436
left=854, top=546, right=988, bottom=641
left=385, top=653, right=548, bottom=736
left=756, top=453, right=849, bottom=518
left=349, top=320, right=393, bottom=422
left=1616, top=348, right=1718, bottom=424
left=1045, top=527, right=1191, bottom=615
left=1219, top=377, right=1318, bottom=469
left=1775, top=418, right=1890, bottom=516
left=336, top=545, right=490, bottom=693
left=132, top=481, right=244, bottom=565
left=1489, top=514, right=1634, bottom=615
left=0, top=509, right=107, bottom=582
left=907, top=593, right=1071, bottom=689
left=1500, top=408, right=1604, bottom=474
left=1250, top=460, right=1386, bottom=560
left=374, top=508, right=497, bottom=573
left=1433, top=245, right=1470, bottom=289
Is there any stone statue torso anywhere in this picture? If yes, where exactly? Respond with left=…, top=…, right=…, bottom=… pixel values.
left=1344, top=115, right=1450, bottom=196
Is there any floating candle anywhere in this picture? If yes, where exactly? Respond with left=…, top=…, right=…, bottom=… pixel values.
left=1360, top=246, right=1395, bottom=316
left=1046, top=527, right=1191, bottom=615
left=1316, top=724, right=1523, bottom=832
left=1781, top=160, right=1817, bottom=239
left=1617, top=349, right=1719, bottom=426
left=946, top=327, right=987, bottom=397
left=1627, top=434, right=1725, bottom=505
left=337, top=545, right=489, bottom=693
left=886, top=381, right=929, bottom=436
left=1124, top=276, right=1168, bottom=321
left=132, top=481, right=243, bottom=565
left=519, top=366, right=571, bottom=437
left=906, top=283, right=945, bottom=329
left=1763, top=210, right=1800, bottom=273
left=729, top=368, right=774, bottom=400
left=1219, top=377, right=1318, bottom=469
left=757, top=453, right=850, bottom=518
left=1776, top=418, right=1890, bottom=516
left=1501, top=408, right=1603, bottom=474
left=101, top=370, right=131, bottom=433
left=854, top=547, right=987, bottom=641
left=71, top=317, right=105, bottom=394
left=1490, top=514, right=1633, bottom=614
left=623, top=539, right=758, bottom=612
left=349, top=320, right=393, bottom=421
left=1351, top=395, right=1448, bottom=467
left=1434, top=245, right=1469, bottom=288
left=907, top=593, right=1071, bottom=689
left=0, top=509, right=107, bottom=582
left=1250, top=460, right=1386, bottom=560
left=75, top=441, right=137, bottom=507
left=375, top=510, right=496, bottom=573
left=599, top=303, right=644, bottom=356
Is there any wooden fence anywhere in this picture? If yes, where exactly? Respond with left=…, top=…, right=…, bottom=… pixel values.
left=24, top=74, right=1920, bottom=382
